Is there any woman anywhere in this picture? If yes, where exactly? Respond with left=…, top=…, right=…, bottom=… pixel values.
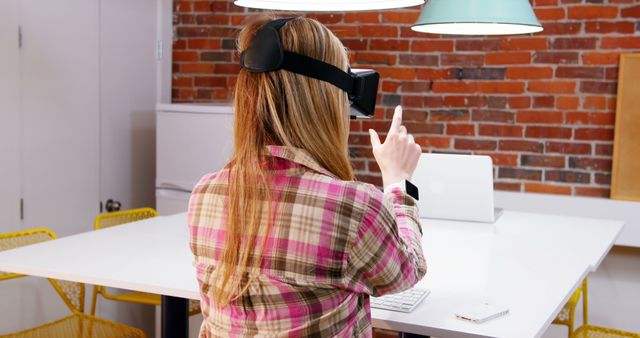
left=189, top=15, right=426, bottom=337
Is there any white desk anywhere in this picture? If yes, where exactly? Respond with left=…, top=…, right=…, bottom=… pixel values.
left=0, top=211, right=623, bottom=338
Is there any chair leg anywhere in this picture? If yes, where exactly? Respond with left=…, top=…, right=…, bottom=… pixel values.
left=90, top=285, right=101, bottom=316
left=582, top=278, right=589, bottom=326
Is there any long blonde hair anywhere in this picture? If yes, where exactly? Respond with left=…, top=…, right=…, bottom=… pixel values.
left=213, top=15, right=354, bottom=306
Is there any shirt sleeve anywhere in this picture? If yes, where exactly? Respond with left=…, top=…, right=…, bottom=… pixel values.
left=343, top=185, right=427, bottom=296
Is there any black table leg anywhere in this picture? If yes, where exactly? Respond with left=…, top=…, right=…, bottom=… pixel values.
left=398, top=333, right=430, bottom=338
left=161, top=295, right=189, bottom=338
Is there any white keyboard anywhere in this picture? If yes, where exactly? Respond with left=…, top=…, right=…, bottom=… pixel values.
left=370, top=288, right=430, bottom=313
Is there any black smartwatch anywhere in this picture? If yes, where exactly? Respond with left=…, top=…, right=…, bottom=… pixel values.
left=384, top=180, right=419, bottom=201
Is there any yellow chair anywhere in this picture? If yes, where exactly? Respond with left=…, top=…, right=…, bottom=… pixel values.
left=90, top=208, right=201, bottom=316
left=554, top=278, right=640, bottom=338
left=0, top=228, right=145, bottom=338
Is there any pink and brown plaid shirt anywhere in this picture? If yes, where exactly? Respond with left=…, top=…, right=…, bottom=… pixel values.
left=188, top=145, right=426, bottom=337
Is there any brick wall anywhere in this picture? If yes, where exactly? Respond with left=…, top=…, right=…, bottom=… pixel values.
left=172, top=0, right=640, bottom=197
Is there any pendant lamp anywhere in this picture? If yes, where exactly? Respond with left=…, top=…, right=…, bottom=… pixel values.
left=412, top=0, right=543, bottom=35
left=234, top=0, right=425, bottom=11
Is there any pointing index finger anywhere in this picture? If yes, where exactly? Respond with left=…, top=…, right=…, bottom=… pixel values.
left=389, top=105, right=403, bottom=134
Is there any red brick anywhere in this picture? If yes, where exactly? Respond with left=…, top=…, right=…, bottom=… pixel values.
left=399, top=55, right=438, bottom=66
left=355, top=52, right=397, bottom=65
left=538, top=23, right=582, bottom=36
left=411, top=40, right=454, bottom=52
left=556, top=96, right=580, bottom=109
left=446, top=124, right=476, bottom=136
left=477, top=82, right=525, bottom=94
left=180, top=63, right=215, bottom=73
left=376, top=67, right=416, bottom=80
left=486, top=52, right=532, bottom=65
left=525, top=183, right=572, bottom=195
left=172, top=76, right=193, bottom=87
left=582, top=52, right=620, bottom=65
left=575, top=128, right=614, bottom=140
left=546, top=142, right=591, bottom=155
left=495, top=182, right=522, bottom=192
left=499, top=140, right=544, bottom=153
left=479, top=124, right=523, bottom=137
left=416, top=69, right=456, bottom=80
left=481, top=153, right=519, bottom=166
left=382, top=81, right=401, bottom=93
left=214, top=63, right=240, bottom=74
left=500, top=38, right=548, bottom=50
left=585, top=22, right=636, bottom=34
left=521, top=155, right=565, bottom=168
left=528, top=81, right=576, bottom=94
left=583, top=96, right=607, bottom=110
left=506, top=67, right=553, bottom=79
left=595, top=172, right=612, bottom=184
left=432, top=82, right=477, bottom=94
left=400, top=81, right=430, bottom=93
left=306, top=13, right=344, bottom=24
left=526, top=126, right=572, bottom=139
left=580, top=81, right=617, bottom=95
left=621, top=5, right=640, bottom=17
left=472, top=110, right=514, bottom=123
left=601, top=37, right=640, bottom=49
left=536, top=0, right=558, bottom=5
left=575, top=187, right=610, bottom=198
left=568, top=6, right=618, bottom=19
left=344, top=12, right=380, bottom=23
left=342, top=39, right=368, bottom=51
left=430, top=110, right=470, bottom=121
left=359, top=26, right=397, bottom=37
left=382, top=11, right=420, bottom=24
left=194, top=76, right=226, bottom=87
left=516, top=111, right=563, bottom=124
left=533, top=96, right=555, bottom=108
left=499, top=167, right=543, bottom=181
left=370, top=39, right=409, bottom=51
left=415, top=136, right=451, bottom=149
left=455, top=139, right=497, bottom=151
left=595, top=144, right=613, bottom=156
left=534, top=52, right=580, bottom=64
left=545, top=170, right=591, bottom=183
left=187, top=39, right=221, bottom=50
left=535, top=8, right=565, bottom=20
left=556, top=66, right=604, bottom=79
left=551, top=38, right=597, bottom=50
left=569, top=157, right=612, bottom=171
left=455, top=39, right=501, bottom=51
left=508, top=97, right=531, bottom=109
left=173, top=51, right=199, bottom=62
left=441, top=54, right=484, bottom=66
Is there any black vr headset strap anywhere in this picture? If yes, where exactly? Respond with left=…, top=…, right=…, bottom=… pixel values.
left=281, top=52, right=354, bottom=94
left=250, top=17, right=355, bottom=95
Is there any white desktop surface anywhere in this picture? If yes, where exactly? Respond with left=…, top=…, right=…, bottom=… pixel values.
left=0, top=211, right=623, bottom=337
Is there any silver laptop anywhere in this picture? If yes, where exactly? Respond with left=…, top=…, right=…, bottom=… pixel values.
left=413, top=153, right=502, bottom=223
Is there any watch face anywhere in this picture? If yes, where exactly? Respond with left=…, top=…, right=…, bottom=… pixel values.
left=406, top=180, right=419, bottom=201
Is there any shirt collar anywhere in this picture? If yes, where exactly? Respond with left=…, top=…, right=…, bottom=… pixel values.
left=266, top=145, right=337, bottom=178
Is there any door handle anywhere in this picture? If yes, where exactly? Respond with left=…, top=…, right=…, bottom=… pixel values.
left=105, top=199, right=122, bottom=212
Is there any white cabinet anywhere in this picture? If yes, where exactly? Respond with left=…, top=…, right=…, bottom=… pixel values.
left=156, top=104, right=234, bottom=215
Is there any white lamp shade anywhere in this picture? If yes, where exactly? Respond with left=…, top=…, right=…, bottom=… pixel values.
left=412, top=0, right=543, bottom=36
left=234, top=0, right=425, bottom=11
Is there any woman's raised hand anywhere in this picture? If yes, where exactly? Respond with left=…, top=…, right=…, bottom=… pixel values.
left=369, top=105, right=422, bottom=189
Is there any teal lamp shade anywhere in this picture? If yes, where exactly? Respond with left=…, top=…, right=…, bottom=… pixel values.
left=412, top=0, right=543, bottom=35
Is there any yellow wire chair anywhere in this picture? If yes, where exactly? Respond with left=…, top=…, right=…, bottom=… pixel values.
left=553, top=278, right=640, bottom=338
left=0, top=228, right=145, bottom=338
left=90, top=208, right=201, bottom=317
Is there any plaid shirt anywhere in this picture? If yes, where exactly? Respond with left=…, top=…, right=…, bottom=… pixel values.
left=189, top=145, right=426, bottom=337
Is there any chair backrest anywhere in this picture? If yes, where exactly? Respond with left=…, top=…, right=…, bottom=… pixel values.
left=94, top=207, right=158, bottom=230
left=0, top=228, right=85, bottom=314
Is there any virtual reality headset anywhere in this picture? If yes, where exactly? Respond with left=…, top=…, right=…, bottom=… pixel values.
left=239, top=17, right=380, bottom=119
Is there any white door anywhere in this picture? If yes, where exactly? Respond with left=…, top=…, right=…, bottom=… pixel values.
left=99, top=0, right=158, bottom=211
left=0, top=1, right=25, bottom=333
left=20, top=0, right=100, bottom=237
left=0, top=0, right=21, bottom=233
